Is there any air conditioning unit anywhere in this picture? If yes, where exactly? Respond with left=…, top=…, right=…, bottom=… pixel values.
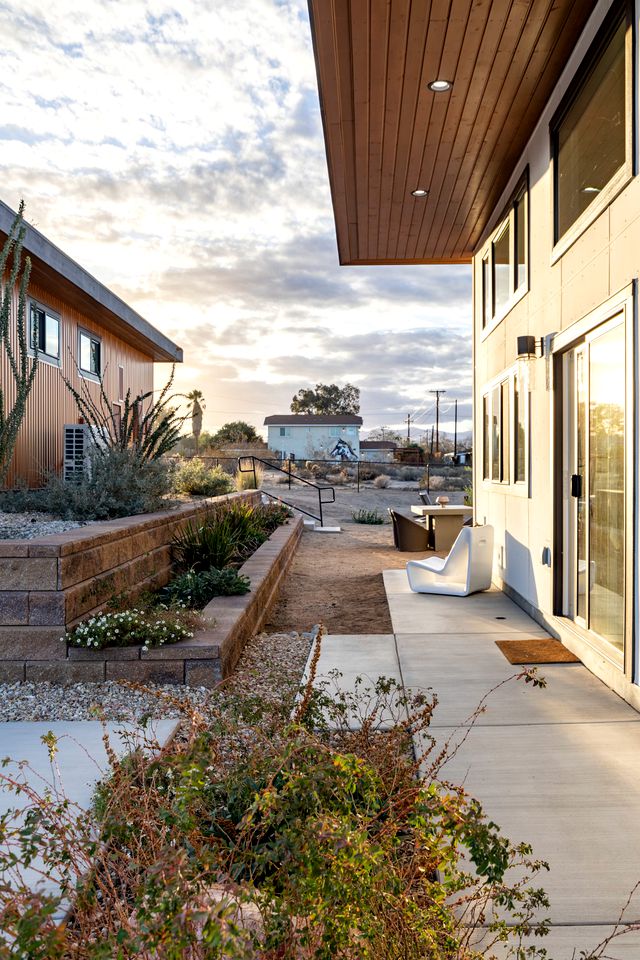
left=63, top=424, right=107, bottom=482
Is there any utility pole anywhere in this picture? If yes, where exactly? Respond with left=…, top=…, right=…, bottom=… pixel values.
left=453, top=399, right=458, bottom=456
left=405, top=412, right=412, bottom=442
left=430, top=426, right=434, bottom=458
left=429, top=389, right=446, bottom=455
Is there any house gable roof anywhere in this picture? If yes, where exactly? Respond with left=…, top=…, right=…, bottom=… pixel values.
left=308, top=0, right=598, bottom=264
left=0, top=201, right=182, bottom=363
left=264, top=414, right=363, bottom=426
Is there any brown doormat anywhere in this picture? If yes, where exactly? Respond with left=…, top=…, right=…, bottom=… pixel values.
left=495, top=638, right=580, bottom=664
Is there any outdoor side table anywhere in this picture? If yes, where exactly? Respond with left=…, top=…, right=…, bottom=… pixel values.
left=410, top=504, right=473, bottom=552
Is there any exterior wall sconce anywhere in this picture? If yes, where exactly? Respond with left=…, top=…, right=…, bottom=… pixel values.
left=516, top=335, right=544, bottom=359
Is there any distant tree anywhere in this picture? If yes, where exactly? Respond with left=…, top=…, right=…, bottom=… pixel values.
left=211, top=421, right=260, bottom=446
left=186, top=389, right=205, bottom=452
left=0, top=202, right=38, bottom=486
left=290, top=383, right=360, bottom=415
left=366, top=426, right=403, bottom=444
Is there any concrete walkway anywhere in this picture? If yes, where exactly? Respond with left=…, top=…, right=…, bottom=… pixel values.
left=312, top=572, right=640, bottom=959
left=0, top=720, right=179, bottom=910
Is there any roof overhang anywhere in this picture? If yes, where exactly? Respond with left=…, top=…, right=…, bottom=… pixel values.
left=308, top=0, right=598, bottom=265
left=0, top=201, right=182, bottom=363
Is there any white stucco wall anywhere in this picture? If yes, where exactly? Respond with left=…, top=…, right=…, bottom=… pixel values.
left=473, top=0, right=640, bottom=702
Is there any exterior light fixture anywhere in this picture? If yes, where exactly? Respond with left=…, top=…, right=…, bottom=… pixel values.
left=581, top=185, right=601, bottom=194
left=516, top=335, right=544, bottom=359
left=428, top=79, right=452, bottom=92
left=411, top=188, right=429, bottom=198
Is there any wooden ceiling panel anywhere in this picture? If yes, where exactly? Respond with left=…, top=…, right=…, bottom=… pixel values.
left=308, top=0, right=599, bottom=264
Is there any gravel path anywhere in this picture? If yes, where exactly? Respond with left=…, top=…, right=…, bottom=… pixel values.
left=0, top=631, right=313, bottom=722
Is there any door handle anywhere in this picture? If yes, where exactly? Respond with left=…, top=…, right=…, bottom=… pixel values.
left=570, top=474, right=582, bottom=498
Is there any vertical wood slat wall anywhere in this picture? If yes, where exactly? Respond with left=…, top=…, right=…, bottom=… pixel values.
left=1, top=278, right=154, bottom=488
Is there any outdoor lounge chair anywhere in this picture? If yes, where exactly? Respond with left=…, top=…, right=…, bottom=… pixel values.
left=405, top=525, right=494, bottom=596
left=388, top=508, right=432, bottom=552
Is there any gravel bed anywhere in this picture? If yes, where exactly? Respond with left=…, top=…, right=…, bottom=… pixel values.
left=0, top=631, right=313, bottom=722
left=0, top=510, right=88, bottom=540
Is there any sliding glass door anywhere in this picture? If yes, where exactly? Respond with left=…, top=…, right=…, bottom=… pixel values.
left=565, top=316, right=626, bottom=661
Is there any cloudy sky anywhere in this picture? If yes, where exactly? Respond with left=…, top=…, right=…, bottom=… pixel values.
left=0, top=0, right=472, bottom=439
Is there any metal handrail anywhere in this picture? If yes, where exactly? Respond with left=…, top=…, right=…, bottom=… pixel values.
left=237, top=456, right=335, bottom=527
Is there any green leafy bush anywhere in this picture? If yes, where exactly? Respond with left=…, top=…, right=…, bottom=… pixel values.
left=351, top=508, right=385, bottom=524
left=65, top=609, right=193, bottom=651
left=162, top=567, right=251, bottom=609
left=0, top=448, right=171, bottom=520
left=173, top=458, right=235, bottom=497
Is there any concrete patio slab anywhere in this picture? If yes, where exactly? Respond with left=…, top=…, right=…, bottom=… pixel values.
left=379, top=571, right=640, bottom=956
left=383, top=570, right=549, bottom=636
left=396, top=633, right=635, bottom=727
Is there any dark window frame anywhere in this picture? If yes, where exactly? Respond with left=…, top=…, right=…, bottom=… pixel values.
left=479, top=168, right=529, bottom=336
left=28, top=299, right=61, bottom=365
left=78, top=327, right=102, bottom=379
left=550, top=0, right=634, bottom=248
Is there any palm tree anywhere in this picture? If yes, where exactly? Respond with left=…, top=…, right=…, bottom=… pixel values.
left=186, top=390, right=205, bottom=454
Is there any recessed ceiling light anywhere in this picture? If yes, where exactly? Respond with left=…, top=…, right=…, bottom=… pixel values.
left=428, top=79, right=452, bottom=92
left=411, top=188, right=429, bottom=198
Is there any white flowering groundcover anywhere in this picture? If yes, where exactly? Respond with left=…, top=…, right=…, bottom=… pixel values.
left=65, top=609, right=193, bottom=652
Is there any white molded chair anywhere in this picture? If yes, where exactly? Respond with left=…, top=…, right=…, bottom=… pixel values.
left=406, top=525, right=494, bottom=596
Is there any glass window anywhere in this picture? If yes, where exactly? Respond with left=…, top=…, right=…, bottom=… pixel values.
left=491, top=385, right=501, bottom=480
left=492, top=222, right=511, bottom=315
left=554, top=11, right=627, bottom=241
left=482, top=255, right=491, bottom=329
left=514, top=192, right=526, bottom=289
left=501, top=380, right=510, bottom=483
left=482, top=396, right=490, bottom=479
left=29, top=303, right=60, bottom=360
left=79, top=330, right=101, bottom=376
left=514, top=376, right=526, bottom=483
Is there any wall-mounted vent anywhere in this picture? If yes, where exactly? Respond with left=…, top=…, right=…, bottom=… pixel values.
left=63, top=425, right=106, bottom=482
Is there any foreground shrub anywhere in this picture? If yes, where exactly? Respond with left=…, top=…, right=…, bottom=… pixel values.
left=173, top=458, right=235, bottom=497
left=162, top=567, right=251, bottom=609
left=66, top=608, right=193, bottom=651
left=0, top=448, right=172, bottom=520
left=0, top=655, right=552, bottom=959
left=351, top=508, right=385, bottom=524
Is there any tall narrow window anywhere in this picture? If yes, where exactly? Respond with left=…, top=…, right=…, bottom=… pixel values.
left=492, top=222, right=511, bottom=315
left=553, top=6, right=627, bottom=241
left=514, top=191, right=527, bottom=289
left=118, top=365, right=125, bottom=402
left=501, top=380, right=510, bottom=483
left=491, top=385, right=501, bottom=480
left=482, top=255, right=491, bottom=329
left=514, top=376, right=526, bottom=482
left=483, top=396, right=490, bottom=479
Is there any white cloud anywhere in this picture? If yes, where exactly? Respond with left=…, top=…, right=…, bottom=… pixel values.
left=0, top=0, right=472, bottom=434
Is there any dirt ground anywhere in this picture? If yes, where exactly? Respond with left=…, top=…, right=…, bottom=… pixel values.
left=264, top=484, right=455, bottom=635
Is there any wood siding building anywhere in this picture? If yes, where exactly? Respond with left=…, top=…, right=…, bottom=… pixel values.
left=0, top=202, right=182, bottom=487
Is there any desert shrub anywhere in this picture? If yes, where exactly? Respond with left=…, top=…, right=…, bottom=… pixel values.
left=0, top=448, right=172, bottom=520
left=257, top=501, right=293, bottom=532
left=357, top=466, right=377, bottom=481
left=0, top=657, right=552, bottom=959
left=172, top=502, right=288, bottom=572
left=235, top=463, right=264, bottom=490
left=351, top=508, right=385, bottom=524
left=429, top=475, right=445, bottom=491
left=400, top=466, right=422, bottom=481
left=174, top=458, right=235, bottom=497
left=373, top=473, right=391, bottom=488
left=325, top=468, right=349, bottom=485
left=162, top=567, right=251, bottom=609
left=66, top=609, right=193, bottom=651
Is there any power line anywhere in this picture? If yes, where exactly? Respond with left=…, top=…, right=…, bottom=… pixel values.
left=429, top=389, right=446, bottom=455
